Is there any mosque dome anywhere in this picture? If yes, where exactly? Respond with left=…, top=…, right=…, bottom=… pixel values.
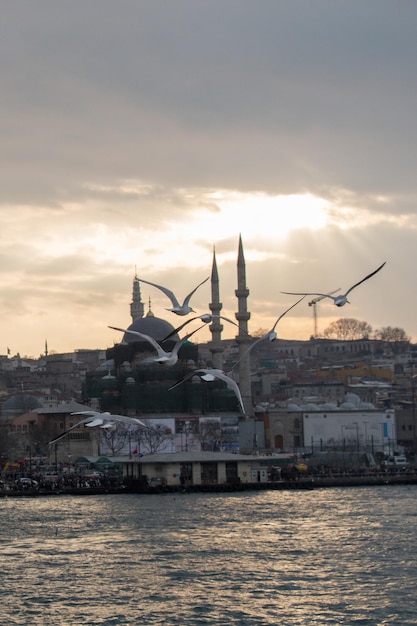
left=0, top=394, right=44, bottom=422
left=122, top=308, right=179, bottom=344
left=287, top=403, right=302, bottom=411
left=339, top=401, right=356, bottom=410
left=358, top=402, right=375, bottom=410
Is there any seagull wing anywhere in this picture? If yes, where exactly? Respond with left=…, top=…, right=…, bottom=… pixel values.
left=181, top=276, right=210, bottom=307
left=344, top=261, right=386, bottom=297
left=230, top=338, right=264, bottom=372
left=162, top=313, right=243, bottom=342
left=169, top=367, right=245, bottom=413
left=161, top=316, right=200, bottom=341
left=208, top=370, right=245, bottom=415
left=168, top=370, right=200, bottom=391
left=114, top=415, right=148, bottom=428
left=85, top=418, right=105, bottom=427
left=48, top=416, right=101, bottom=445
left=137, top=278, right=181, bottom=308
left=271, top=296, right=305, bottom=331
left=108, top=325, right=166, bottom=357
left=170, top=324, right=206, bottom=357
left=217, top=314, right=243, bottom=330
left=281, top=291, right=334, bottom=300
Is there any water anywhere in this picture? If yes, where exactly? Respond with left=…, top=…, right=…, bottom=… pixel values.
left=1, top=486, right=417, bottom=625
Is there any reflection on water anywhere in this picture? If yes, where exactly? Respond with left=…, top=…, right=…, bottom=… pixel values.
left=2, top=487, right=417, bottom=625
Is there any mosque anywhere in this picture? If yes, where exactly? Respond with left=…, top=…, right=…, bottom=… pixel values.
left=81, top=236, right=264, bottom=456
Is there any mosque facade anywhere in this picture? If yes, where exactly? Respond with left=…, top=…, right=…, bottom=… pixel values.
left=77, top=238, right=256, bottom=458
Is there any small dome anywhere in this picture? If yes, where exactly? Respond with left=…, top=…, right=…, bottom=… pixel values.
left=344, top=392, right=361, bottom=406
left=0, top=394, right=43, bottom=422
left=339, top=402, right=356, bottom=410
left=302, top=403, right=320, bottom=411
left=358, top=402, right=375, bottom=410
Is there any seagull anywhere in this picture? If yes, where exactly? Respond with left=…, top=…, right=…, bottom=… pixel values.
left=231, top=296, right=305, bottom=371
left=137, top=276, right=210, bottom=316
left=281, top=262, right=386, bottom=307
left=48, top=411, right=147, bottom=445
left=169, top=368, right=246, bottom=415
left=161, top=313, right=247, bottom=342
left=108, top=323, right=205, bottom=366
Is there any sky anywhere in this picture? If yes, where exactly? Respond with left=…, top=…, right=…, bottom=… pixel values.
left=1, top=1, right=417, bottom=358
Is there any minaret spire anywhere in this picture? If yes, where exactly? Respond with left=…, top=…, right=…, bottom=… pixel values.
left=235, top=235, right=252, bottom=416
left=209, top=246, right=224, bottom=369
left=130, top=269, right=144, bottom=322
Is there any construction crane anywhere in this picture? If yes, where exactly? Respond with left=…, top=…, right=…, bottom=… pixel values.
left=308, top=289, right=340, bottom=338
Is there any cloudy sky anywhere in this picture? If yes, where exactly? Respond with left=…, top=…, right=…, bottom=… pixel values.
left=1, top=1, right=416, bottom=357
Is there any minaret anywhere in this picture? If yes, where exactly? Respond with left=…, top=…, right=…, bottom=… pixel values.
left=209, top=246, right=224, bottom=369
left=235, top=235, right=252, bottom=416
left=130, top=269, right=145, bottom=322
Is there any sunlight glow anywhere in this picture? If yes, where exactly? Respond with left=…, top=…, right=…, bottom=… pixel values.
left=202, top=191, right=329, bottom=240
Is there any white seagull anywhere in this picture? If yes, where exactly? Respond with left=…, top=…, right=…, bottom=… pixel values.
left=281, top=262, right=386, bottom=307
left=108, top=323, right=205, bottom=366
left=169, top=368, right=246, bottom=415
left=48, top=411, right=147, bottom=445
left=137, top=276, right=210, bottom=316
left=161, top=313, right=247, bottom=342
left=231, top=296, right=305, bottom=371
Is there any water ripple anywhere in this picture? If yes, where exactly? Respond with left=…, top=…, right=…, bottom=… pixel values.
left=2, top=487, right=417, bottom=624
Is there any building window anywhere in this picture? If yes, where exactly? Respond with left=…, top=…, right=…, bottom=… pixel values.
left=201, top=462, right=218, bottom=484
left=225, top=462, right=238, bottom=483
left=180, top=463, right=193, bottom=486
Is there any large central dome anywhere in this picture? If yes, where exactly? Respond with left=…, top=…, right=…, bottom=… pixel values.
left=123, top=313, right=179, bottom=344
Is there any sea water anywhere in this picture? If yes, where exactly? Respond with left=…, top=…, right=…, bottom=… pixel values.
left=1, top=486, right=417, bottom=625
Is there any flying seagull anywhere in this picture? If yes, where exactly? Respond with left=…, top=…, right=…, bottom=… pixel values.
left=137, top=276, right=209, bottom=316
left=281, top=262, right=386, bottom=307
left=161, top=313, right=247, bottom=342
left=48, top=411, right=147, bottom=445
left=169, top=368, right=246, bottom=415
left=108, top=323, right=205, bottom=366
left=231, top=296, right=305, bottom=371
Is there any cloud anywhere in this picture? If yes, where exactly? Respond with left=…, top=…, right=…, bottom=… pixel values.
left=0, top=1, right=416, bottom=355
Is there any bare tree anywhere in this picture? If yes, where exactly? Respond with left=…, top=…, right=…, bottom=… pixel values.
left=252, top=328, right=269, bottom=338
left=100, top=424, right=137, bottom=455
left=197, top=418, right=223, bottom=451
left=323, top=318, right=373, bottom=341
left=137, top=422, right=174, bottom=454
left=373, top=326, right=411, bottom=342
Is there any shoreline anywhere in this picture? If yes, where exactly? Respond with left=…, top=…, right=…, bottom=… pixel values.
left=1, top=473, right=417, bottom=497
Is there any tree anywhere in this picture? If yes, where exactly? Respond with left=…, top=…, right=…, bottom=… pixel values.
left=373, top=326, right=411, bottom=342
left=252, top=328, right=269, bottom=338
left=100, top=423, right=138, bottom=455
left=137, top=422, right=174, bottom=454
left=323, top=318, right=373, bottom=341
